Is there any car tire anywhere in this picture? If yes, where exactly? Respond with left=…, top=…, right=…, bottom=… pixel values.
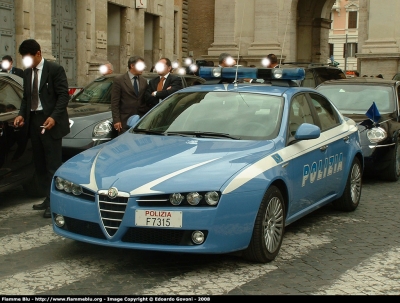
left=381, top=142, right=400, bottom=182
left=332, top=157, right=362, bottom=212
left=243, top=185, right=285, bottom=263
left=22, top=172, right=46, bottom=198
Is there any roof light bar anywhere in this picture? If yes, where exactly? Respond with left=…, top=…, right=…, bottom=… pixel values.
left=199, top=67, right=305, bottom=81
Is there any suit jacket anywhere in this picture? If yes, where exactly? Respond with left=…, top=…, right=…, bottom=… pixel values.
left=18, top=59, right=70, bottom=140
left=11, top=67, right=24, bottom=78
left=111, top=73, right=148, bottom=129
left=144, top=74, right=183, bottom=108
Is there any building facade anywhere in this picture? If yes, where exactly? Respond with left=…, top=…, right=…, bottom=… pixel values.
left=329, top=0, right=359, bottom=75
left=187, top=0, right=400, bottom=80
left=1, top=0, right=399, bottom=86
left=0, top=0, right=185, bottom=86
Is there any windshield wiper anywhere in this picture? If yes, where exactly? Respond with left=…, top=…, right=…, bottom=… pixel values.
left=133, top=129, right=165, bottom=135
left=165, top=131, right=240, bottom=140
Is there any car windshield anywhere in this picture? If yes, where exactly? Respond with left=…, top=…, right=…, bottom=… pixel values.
left=71, top=77, right=113, bottom=104
left=317, top=84, right=395, bottom=114
left=0, top=78, right=22, bottom=113
left=133, top=91, right=284, bottom=140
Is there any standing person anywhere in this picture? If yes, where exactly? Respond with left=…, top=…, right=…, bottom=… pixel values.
left=13, top=39, right=70, bottom=218
left=1, top=55, right=24, bottom=78
left=267, top=54, right=280, bottom=68
left=145, top=58, right=183, bottom=110
left=111, top=56, right=148, bottom=134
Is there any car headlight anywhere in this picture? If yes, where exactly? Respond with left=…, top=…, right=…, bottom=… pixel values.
left=93, top=120, right=113, bottom=137
left=205, top=191, right=219, bottom=205
left=187, top=192, right=202, bottom=205
left=55, top=177, right=83, bottom=196
left=366, top=127, right=387, bottom=143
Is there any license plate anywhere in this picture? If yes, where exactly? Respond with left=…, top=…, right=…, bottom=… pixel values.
left=135, top=210, right=182, bottom=228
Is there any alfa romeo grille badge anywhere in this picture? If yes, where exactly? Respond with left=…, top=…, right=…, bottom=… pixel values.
left=108, top=187, right=118, bottom=199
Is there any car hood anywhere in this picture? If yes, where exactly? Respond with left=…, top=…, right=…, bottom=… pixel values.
left=66, top=102, right=111, bottom=138
left=57, top=133, right=276, bottom=194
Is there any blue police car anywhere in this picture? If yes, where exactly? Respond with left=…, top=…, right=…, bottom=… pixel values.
left=50, top=67, right=363, bottom=263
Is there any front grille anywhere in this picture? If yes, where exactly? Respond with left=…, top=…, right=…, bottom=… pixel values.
left=99, top=194, right=128, bottom=237
left=121, top=227, right=208, bottom=245
left=64, top=217, right=106, bottom=239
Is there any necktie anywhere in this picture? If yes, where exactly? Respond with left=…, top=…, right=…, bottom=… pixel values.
left=133, top=76, right=139, bottom=95
left=157, top=76, right=165, bottom=91
left=31, top=68, right=39, bottom=111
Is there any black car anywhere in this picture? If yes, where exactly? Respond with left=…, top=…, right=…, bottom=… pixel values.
left=63, top=72, right=206, bottom=161
left=316, top=78, right=400, bottom=181
left=281, top=63, right=347, bottom=87
left=243, top=63, right=346, bottom=87
left=0, top=72, right=45, bottom=196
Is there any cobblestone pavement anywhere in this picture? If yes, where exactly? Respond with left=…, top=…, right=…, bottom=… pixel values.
left=0, top=177, right=399, bottom=296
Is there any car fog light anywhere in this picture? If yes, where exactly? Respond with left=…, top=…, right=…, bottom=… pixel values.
left=55, top=177, right=65, bottom=190
left=72, top=184, right=83, bottom=196
left=187, top=192, right=202, bottom=205
left=191, top=231, right=205, bottom=244
left=63, top=181, right=72, bottom=193
left=367, top=127, right=386, bottom=143
left=205, top=191, right=219, bottom=205
left=170, top=193, right=185, bottom=205
left=54, top=214, right=65, bottom=227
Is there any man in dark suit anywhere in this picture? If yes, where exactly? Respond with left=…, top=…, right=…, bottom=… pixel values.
left=111, top=56, right=148, bottom=134
left=13, top=39, right=70, bottom=218
left=1, top=55, right=24, bottom=78
left=145, top=58, right=183, bottom=109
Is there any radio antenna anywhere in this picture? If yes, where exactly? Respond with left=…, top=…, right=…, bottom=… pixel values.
left=279, top=10, right=291, bottom=66
left=234, top=1, right=246, bottom=86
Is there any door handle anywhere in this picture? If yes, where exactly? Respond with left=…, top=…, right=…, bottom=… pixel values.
left=320, top=145, right=328, bottom=151
left=343, top=135, right=349, bottom=142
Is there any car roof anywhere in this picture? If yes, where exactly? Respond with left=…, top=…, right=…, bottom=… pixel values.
left=178, top=82, right=316, bottom=96
left=0, top=72, right=23, bottom=86
left=317, top=78, right=398, bottom=86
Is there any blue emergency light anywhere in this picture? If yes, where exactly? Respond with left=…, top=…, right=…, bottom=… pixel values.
left=199, top=67, right=305, bottom=81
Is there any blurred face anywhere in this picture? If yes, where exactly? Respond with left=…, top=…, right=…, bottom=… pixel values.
left=22, top=50, right=42, bottom=69
left=130, top=60, right=146, bottom=75
left=155, top=59, right=171, bottom=76
left=220, top=56, right=234, bottom=67
left=1, top=60, right=11, bottom=70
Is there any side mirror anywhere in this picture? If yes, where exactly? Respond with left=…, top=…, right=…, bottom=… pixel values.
left=294, top=123, right=320, bottom=140
left=127, top=115, right=140, bottom=128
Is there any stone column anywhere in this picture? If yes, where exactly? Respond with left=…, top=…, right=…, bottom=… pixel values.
left=248, top=0, right=280, bottom=55
left=32, top=0, right=55, bottom=60
left=207, top=0, right=238, bottom=56
left=357, top=0, right=400, bottom=78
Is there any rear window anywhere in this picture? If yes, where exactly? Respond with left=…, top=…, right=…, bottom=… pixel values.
left=314, top=68, right=346, bottom=84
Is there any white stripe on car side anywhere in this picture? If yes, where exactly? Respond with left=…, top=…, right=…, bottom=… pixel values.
left=223, top=122, right=358, bottom=194
left=81, top=151, right=101, bottom=192
left=129, top=158, right=221, bottom=195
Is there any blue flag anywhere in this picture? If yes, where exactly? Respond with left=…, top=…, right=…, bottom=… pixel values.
left=365, top=102, right=381, bottom=123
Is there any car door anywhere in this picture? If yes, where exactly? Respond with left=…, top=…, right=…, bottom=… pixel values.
left=285, top=93, right=329, bottom=218
left=307, top=92, right=347, bottom=196
left=0, top=76, right=33, bottom=191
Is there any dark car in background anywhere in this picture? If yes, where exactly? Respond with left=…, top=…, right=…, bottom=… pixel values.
left=281, top=63, right=347, bottom=88
left=317, top=78, right=400, bottom=181
left=0, top=72, right=45, bottom=197
left=63, top=72, right=206, bottom=161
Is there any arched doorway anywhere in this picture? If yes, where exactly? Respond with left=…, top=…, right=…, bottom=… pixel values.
left=296, top=0, right=336, bottom=63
